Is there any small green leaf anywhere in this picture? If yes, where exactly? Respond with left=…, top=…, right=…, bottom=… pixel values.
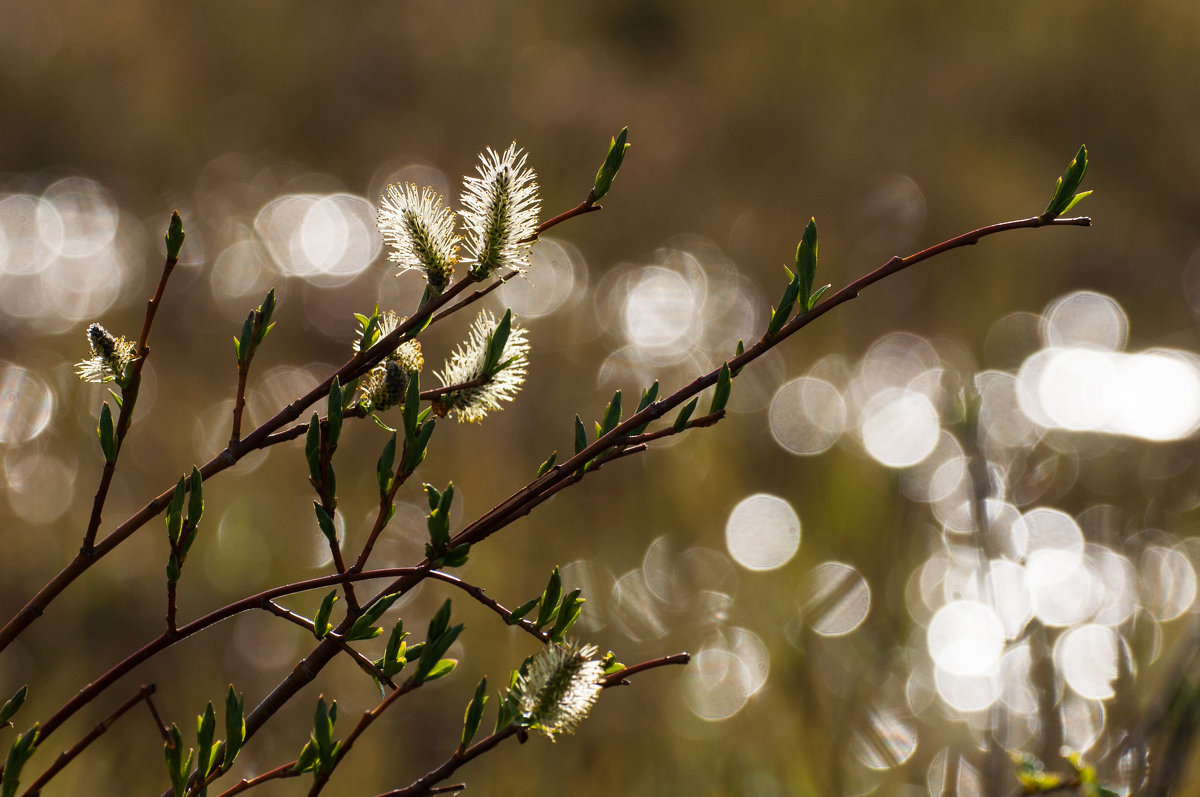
left=163, top=723, right=192, bottom=797
left=314, top=590, right=338, bottom=640
left=186, top=467, right=204, bottom=527
left=0, top=685, right=26, bottom=725
left=673, top=397, right=699, bottom=432
left=592, top=126, right=630, bottom=202
left=326, top=377, right=344, bottom=448
left=461, top=677, right=488, bottom=749
left=236, top=313, right=253, bottom=364
left=536, top=451, right=557, bottom=478
left=629, top=380, right=660, bottom=435
left=304, top=414, right=322, bottom=486
left=346, top=592, right=402, bottom=642
left=97, top=402, right=117, bottom=463
left=428, top=599, right=452, bottom=641
left=376, top=621, right=409, bottom=678
left=549, top=588, right=584, bottom=642
left=1044, top=144, right=1090, bottom=217
left=166, top=476, right=186, bottom=547
left=536, top=567, right=562, bottom=629
left=598, top=389, right=622, bottom=437
left=731, top=340, right=745, bottom=376
left=507, top=597, right=540, bottom=625
left=483, top=310, right=513, bottom=374
left=313, top=503, right=337, bottom=544
left=293, top=739, right=318, bottom=773
left=401, top=370, right=422, bottom=439
left=440, top=543, right=470, bottom=568
left=796, top=218, right=818, bottom=311
left=422, top=658, right=458, bottom=682
left=224, top=686, right=245, bottom=766
left=573, top=415, right=587, bottom=454
left=376, top=434, right=397, bottom=495
left=165, top=210, right=185, bottom=262
left=808, top=283, right=832, bottom=307
left=2, top=724, right=39, bottom=797
left=416, top=624, right=464, bottom=683
left=254, top=289, right=277, bottom=346
left=405, top=418, right=435, bottom=472
left=709, top=363, right=732, bottom=414
left=766, top=266, right=801, bottom=338
left=196, top=701, right=217, bottom=777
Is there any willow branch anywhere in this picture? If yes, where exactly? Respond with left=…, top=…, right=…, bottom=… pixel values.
left=22, top=684, right=157, bottom=797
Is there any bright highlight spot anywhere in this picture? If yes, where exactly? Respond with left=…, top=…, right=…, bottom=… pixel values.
left=927, top=601, right=1005, bottom=675
left=860, top=388, right=939, bottom=467
left=1056, top=624, right=1119, bottom=700
left=1017, top=348, right=1200, bottom=440
left=725, top=493, right=800, bottom=571
left=769, top=376, right=846, bottom=455
left=798, top=561, right=871, bottom=636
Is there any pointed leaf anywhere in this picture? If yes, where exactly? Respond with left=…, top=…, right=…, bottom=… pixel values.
left=673, top=397, right=699, bottom=432
left=461, top=677, right=488, bottom=748
left=709, top=363, right=732, bottom=414
left=592, top=126, right=630, bottom=202
left=1044, top=144, right=1089, bottom=217
left=536, top=567, right=562, bottom=629
left=376, top=434, right=397, bottom=496
left=796, top=218, right=818, bottom=311
left=314, top=590, right=338, bottom=639
left=97, top=402, right=117, bottom=463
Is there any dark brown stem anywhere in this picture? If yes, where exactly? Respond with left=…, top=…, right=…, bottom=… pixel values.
left=214, top=761, right=303, bottom=797
left=423, top=571, right=547, bottom=642
left=22, top=684, right=156, bottom=797
left=429, top=269, right=519, bottom=325
left=34, top=567, right=420, bottom=744
left=79, top=236, right=179, bottom=555
left=439, top=215, right=1092, bottom=556
left=523, top=198, right=602, bottom=242
left=143, top=688, right=170, bottom=740
left=379, top=652, right=689, bottom=797
left=260, top=601, right=396, bottom=690
left=0, top=274, right=476, bottom=653
left=308, top=678, right=424, bottom=796
left=350, top=446, right=415, bottom=575
left=420, top=376, right=490, bottom=402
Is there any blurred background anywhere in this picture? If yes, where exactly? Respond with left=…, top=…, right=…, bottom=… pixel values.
left=3, top=1, right=1200, bottom=794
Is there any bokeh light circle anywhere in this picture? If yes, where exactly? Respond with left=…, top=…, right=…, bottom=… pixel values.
left=768, top=376, right=846, bottom=455
left=725, top=493, right=801, bottom=571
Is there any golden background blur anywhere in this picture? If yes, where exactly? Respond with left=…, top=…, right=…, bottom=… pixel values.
left=3, top=1, right=1200, bottom=794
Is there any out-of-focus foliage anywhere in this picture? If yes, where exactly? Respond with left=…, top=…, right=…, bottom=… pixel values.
left=2, top=1, right=1200, bottom=795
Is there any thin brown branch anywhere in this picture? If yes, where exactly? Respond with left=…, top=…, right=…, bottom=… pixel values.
left=22, top=684, right=156, bottom=797
left=423, top=571, right=547, bottom=642
left=79, top=226, right=180, bottom=555
left=380, top=652, right=690, bottom=797
left=307, top=678, right=424, bottom=796
left=0, top=272, right=473, bottom=652
left=214, top=760, right=304, bottom=797
left=35, top=567, right=420, bottom=744
left=260, top=601, right=397, bottom=691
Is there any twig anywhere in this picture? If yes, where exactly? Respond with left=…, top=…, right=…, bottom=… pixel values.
left=307, top=678, right=424, bottom=796
left=80, top=222, right=181, bottom=555
left=0, top=193, right=604, bottom=651
left=260, top=601, right=397, bottom=690
left=34, top=567, right=421, bottom=744
left=423, top=571, right=547, bottom=642
left=22, top=684, right=157, bottom=797
left=379, top=652, right=689, bottom=797
left=214, top=761, right=304, bottom=797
